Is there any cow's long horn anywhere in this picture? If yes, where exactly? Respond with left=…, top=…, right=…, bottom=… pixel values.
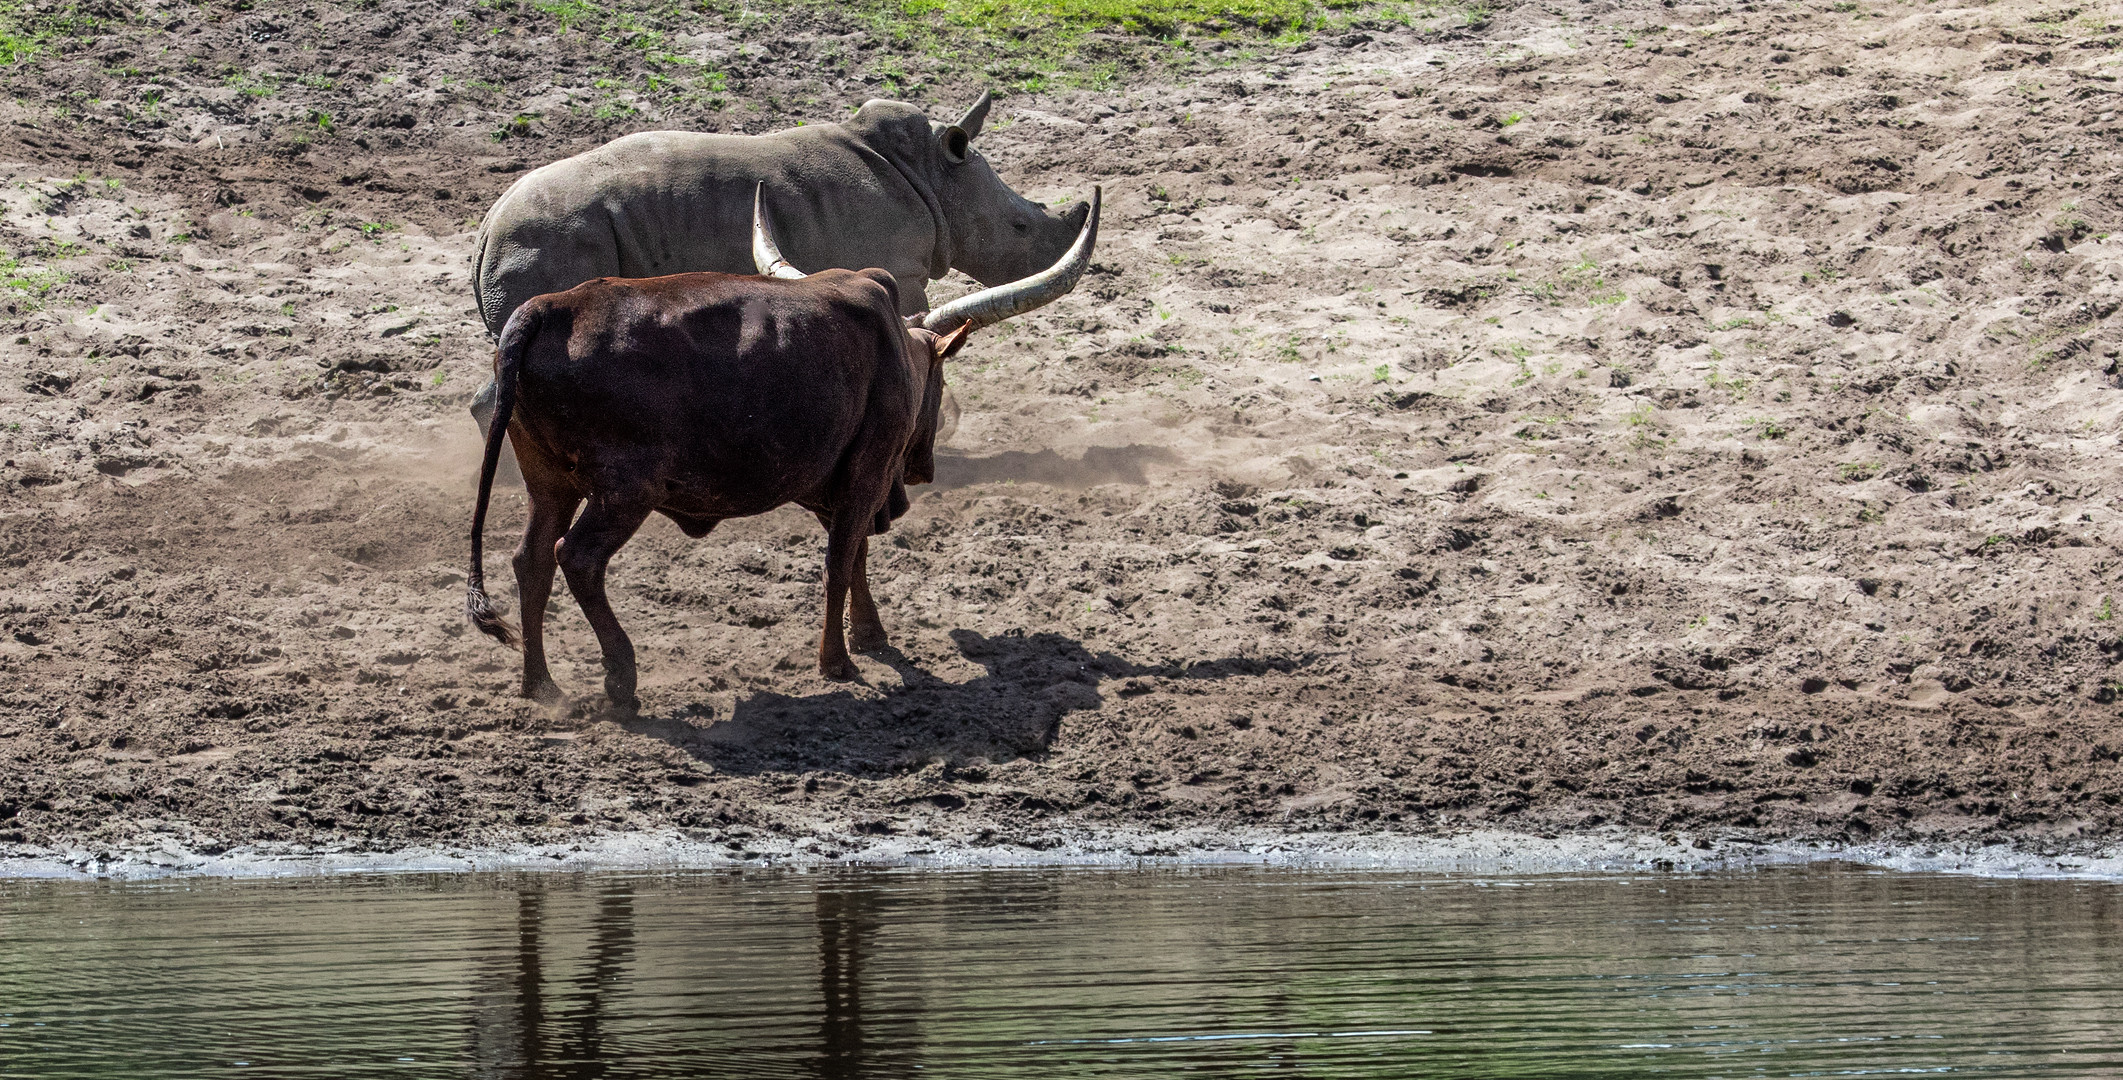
left=752, top=182, right=805, bottom=279
left=922, top=186, right=1099, bottom=335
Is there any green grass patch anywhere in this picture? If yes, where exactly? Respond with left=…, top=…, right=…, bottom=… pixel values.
left=0, top=27, right=32, bottom=65
left=904, top=0, right=1335, bottom=37
left=797, top=0, right=1483, bottom=91
left=1705, top=366, right=1750, bottom=400
left=500, top=0, right=1476, bottom=104
left=0, top=0, right=104, bottom=67
left=225, top=72, right=278, bottom=97
left=2, top=255, right=69, bottom=308
left=1148, top=362, right=1205, bottom=386
left=1525, top=258, right=1624, bottom=308
left=491, top=113, right=542, bottom=141
left=531, top=0, right=608, bottom=30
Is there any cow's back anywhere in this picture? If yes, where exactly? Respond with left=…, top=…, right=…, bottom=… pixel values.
left=474, top=128, right=940, bottom=336
left=510, top=269, right=920, bottom=519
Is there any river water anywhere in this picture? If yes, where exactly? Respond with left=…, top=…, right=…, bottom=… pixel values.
left=1, top=863, right=2118, bottom=1077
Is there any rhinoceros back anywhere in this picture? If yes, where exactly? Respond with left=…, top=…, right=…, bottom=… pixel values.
left=473, top=126, right=941, bottom=337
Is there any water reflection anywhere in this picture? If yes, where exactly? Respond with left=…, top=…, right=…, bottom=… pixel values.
left=467, top=883, right=637, bottom=1080
left=811, top=882, right=917, bottom=1078
left=465, top=888, right=546, bottom=1077
left=571, top=886, right=635, bottom=1077
left=2, top=865, right=2121, bottom=1078
left=460, top=879, right=913, bottom=1079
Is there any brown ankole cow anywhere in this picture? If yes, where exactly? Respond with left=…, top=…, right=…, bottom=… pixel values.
left=465, top=184, right=1101, bottom=713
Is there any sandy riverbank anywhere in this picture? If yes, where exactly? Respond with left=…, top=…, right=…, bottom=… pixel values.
left=4, top=0, right=2121, bottom=868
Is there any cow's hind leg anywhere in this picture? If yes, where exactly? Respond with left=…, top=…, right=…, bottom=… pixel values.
left=847, top=537, right=889, bottom=654
left=514, top=489, right=581, bottom=704
left=557, top=497, right=653, bottom=714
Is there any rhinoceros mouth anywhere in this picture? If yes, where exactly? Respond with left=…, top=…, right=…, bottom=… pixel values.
left=918, top=186, right=1100, bottom=335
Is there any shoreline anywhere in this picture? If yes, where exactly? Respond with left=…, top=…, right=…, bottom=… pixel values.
left=6, top=827, right=2120, bottom=883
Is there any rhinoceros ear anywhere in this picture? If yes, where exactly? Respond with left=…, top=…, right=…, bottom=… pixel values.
left=956, top=90, right=993, bottom=139
left=941, top=125, right=970, bottom=164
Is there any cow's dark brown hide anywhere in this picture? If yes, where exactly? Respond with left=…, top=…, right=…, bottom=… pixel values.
left=466, top=268, right=966, bottom=711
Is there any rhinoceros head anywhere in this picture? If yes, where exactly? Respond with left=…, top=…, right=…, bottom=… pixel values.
left=849, top=94, right=1092, bottom=289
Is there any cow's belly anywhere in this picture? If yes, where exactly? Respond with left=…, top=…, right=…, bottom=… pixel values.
left=657, top=485, right=814, bottom=522
left=648, top=451, right=848, bottom=521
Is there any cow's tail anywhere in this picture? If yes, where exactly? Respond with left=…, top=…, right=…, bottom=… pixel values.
left=466, top=301, right=540, bottom=647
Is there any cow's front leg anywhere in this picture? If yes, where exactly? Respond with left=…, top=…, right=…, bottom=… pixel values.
left=556, top=496, right=652, bottom=714
left=818, top=517, right=866, bottom=681
left=513, top=489, right=580, bottom=704
left=847, top=536, right=889, bottom=653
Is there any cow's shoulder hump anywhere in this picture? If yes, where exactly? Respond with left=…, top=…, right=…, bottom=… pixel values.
left=800, top=267, right=903, bottom=321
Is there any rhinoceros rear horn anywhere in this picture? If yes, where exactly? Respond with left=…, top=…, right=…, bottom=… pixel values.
left=956, top=90, right=993, bottom=140
left=751, top=182, right=806, bottom=280
left=921, top=185, right=1099, bottom=337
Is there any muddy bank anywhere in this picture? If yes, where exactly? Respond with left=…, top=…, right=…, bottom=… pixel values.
left=4, top=0, right=2123, bottom=867
left=7, top=826, right=2122, bottom=883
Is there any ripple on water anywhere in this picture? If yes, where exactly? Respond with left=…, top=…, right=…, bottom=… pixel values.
left=1, top=864, right=2120, bottom=1077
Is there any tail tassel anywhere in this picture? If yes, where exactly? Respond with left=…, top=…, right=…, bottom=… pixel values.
left=466, top=577, right=521, bottom=649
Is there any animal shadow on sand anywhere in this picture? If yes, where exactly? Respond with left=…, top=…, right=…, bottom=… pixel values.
left=616, top=629, right=1301, bottom=778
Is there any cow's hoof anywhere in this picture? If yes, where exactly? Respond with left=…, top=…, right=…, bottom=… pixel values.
left=848, top=623, right=889, bottom=653
left=525, top=679, right=564, bottom=705
left=820, top=657, right=860, bottom=682
left=601, top=682, right=639, bottom=718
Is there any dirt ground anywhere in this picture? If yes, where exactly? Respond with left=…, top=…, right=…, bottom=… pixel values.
left=3, top=0, right=2122, bottom=869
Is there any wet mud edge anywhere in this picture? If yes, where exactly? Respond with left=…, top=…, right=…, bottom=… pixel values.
left=6, top=828, right=2122, bottom=883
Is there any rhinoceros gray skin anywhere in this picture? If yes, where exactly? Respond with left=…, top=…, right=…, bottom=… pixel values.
left=467, top=94, right=1087, bottom=434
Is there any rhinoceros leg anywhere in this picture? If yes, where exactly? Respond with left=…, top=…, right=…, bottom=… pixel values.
left=470, top=378, right=499, bottom=436
left=468, top=379, right=525, bottom=486
left=886, top=277, right=962, bottom=446
left=935, top=387, right=961, bottom=447
left=900, top=281, right=931, bottom=317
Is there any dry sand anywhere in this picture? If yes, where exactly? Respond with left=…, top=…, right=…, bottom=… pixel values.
left=3, top=0, right=2122, bottom=874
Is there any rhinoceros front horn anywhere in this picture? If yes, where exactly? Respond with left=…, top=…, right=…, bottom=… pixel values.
left=751, top=182, right=806, bottom=280
left=921, top=186, right=1100, bottom=337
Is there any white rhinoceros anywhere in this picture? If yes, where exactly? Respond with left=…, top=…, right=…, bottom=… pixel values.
left=467, top=93, right=1088, bottom=433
